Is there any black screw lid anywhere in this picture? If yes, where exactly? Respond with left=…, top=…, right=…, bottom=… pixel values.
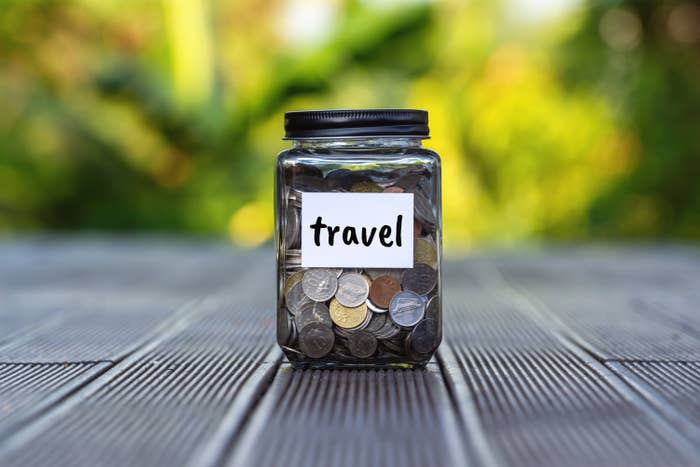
left=284, top=109, right=429, bottom=139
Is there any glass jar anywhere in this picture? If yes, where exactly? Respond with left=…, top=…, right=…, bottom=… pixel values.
left=275, top=109, right=442, bottom=368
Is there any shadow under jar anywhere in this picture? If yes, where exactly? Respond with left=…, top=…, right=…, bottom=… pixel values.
left=276, top=109, right=442, bottom=369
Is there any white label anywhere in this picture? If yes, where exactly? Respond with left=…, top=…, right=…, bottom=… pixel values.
left=301, top=193, right=414, bottom=268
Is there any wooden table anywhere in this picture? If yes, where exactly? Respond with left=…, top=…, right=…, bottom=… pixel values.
left=0, top=238, right=699, bottom=467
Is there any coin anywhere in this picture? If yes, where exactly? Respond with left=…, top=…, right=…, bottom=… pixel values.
left=414, top=237, right=437, bottom=266
left=425, top=296, right=440, bottom=322
left=389, top=291, right=425, bottom=328
left=277, top=308, right=295, bottom=345
left=414, top=219, right=422, bottom=237
left=346, top=306, right=372, bottom=331
left=286, top=250, right=302, bottom=267
left=351, top=181, right=382, bottom=193
left=402, top=263, right=437, bottom=296
left=298, top=323, right=335, bottom=358
left=383, top=186, right=404, bottom=193
left=414, top=191, right=436, bottom=228
left=381, top=335, right=406, bottom=354
left=329, top=298, right=368, bottom=329
left=295, top=302, right=332, bottom=330
left=323, top=169, right=355, bottom=191
left=287, top=187, right=303, bottom=207
left=395, top=173, right=424, bottom=190
left=336, top=273, right=370, bottom=307
left=369, top=275, right=402, bottom=309
left=283, top=270, right=305, bottom=299
left=302, top=269, right=338, bottom=302
left=334, top=325, right=354, bottom=340
left=364, top=312, right=387, bottom=334
left=332, top=340, right=351, bottom=357
left=286, top=163, right=323, bottom=181
left=284, top=208, right=300, bottom=248
left=409, top=318, right=440, bottom=355
left=365, top=268, right=403, bottom=281
left=366, top=300, right=387, bottom=313
left=374, top=317, right=401, bottom=339
left=293, top=174, right=324, bottom=192
left=286, top=281, right=313, bottom=315
left=347, top=331, right=378, bottom=358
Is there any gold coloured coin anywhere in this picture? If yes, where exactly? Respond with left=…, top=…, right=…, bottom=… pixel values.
left=283, top=270, right=305, bottom=299
left=350, top=181, right=382, bottom=193
left=414, top=237, right=437, bottom=267
left=329, top=298, right=368, bottom=329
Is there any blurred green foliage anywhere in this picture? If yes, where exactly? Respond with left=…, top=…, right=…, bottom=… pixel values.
left=0, top=0, right=698, bottom=250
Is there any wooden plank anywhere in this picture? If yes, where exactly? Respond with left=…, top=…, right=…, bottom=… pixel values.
left=607, top=361, right=700, bottom=446
left=0, top=240, right=699, bottom=467
left=439, top=264, right=700, bottom=467
left=226, top=363, right=473, bottom=467
left=0, top=362, right=111, bottom=436
left=495, top=250, right=700, bottom=362
left=0, top=297, right=277, bottom=466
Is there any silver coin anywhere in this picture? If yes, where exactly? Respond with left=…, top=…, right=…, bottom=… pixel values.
left=395, top=173, right=425, bottom=190
left=323, top=169, right=368, bottom=191
left=277, top=308, right=295, bottom=345
left=284, top=208, right=300, bottom=248
left=293, top=174, right=324, bottom=192
left=347, top=331, right=377, bottom=358
left=343, top=268, right=364, bottom=275
left=302, top=269, right=338, bottom=302
left=286, top=249, right=302, bottom=265
left=408, top=318, right=440, bottom=355
left=335, top=273, right=369, bottom=307
left=374, top=318, right=401, bottom=339
left=334, top=326, right=354, bottom=340
left=331, top=340, right=351, bottom=357
left=289, top=187, right=304, bottom=202
left=367, top=299, right=387, bottom=314
left=286, top=281, right=312, bottom=315
left=298, top=323, right=335, bottom=358
left=295, top=302, right=332, bottom=330
left=425, top=295, right=440, bottom=322
left=322, top=168, right=352, bottom=190
left=402, top=263, right=437, bottom=296
left=381, top=334, right=407, bottom=354
left=364, top=312, right=387, bottom=334
left=414, top=190, right=436, bottom=228
left=389, top=291, right=425, bottom=328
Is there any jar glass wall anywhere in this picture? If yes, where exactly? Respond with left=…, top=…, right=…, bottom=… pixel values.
left=276, top=111, right=442, bottom=369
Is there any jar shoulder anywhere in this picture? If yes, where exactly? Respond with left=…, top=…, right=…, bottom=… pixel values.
left=276, top=147, right=441, bottom=166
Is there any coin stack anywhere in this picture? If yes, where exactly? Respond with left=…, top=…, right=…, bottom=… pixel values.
left=278, top=167, right=441, bottom=366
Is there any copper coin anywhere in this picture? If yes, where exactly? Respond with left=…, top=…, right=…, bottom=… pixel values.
left=414, top=219, right=423, bottom=237
left=369, top=275, right=402, bottom=309
left=383, top=186, right=404, bottom=193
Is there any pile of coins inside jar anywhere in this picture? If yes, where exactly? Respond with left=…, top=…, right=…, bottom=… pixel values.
left=278, top=166, right=441, bottom=365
